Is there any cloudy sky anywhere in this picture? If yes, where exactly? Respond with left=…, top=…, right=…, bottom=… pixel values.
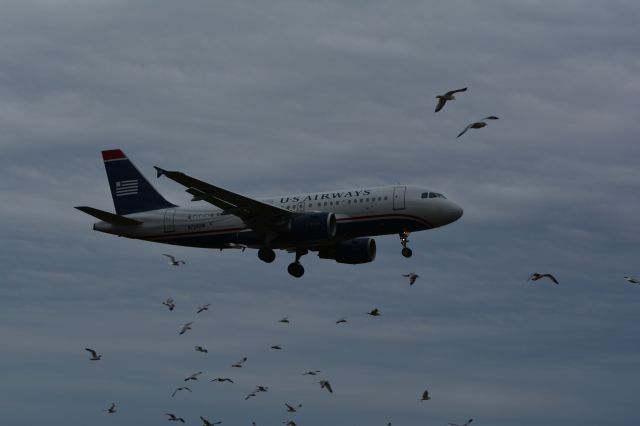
left=1, top=0, right=639, bottom=425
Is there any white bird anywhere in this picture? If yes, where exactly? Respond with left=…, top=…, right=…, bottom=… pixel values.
left=103, top=402, right=116, bottom=414
left=232, top=357, right=247, bottom=368
left=85, top=348, right=101, bottom=361
left=457, top=116, right=499, bottom=138
left=435, top=87, right=467, bottom=112
left=403, top=272, right=419, bottom=285
left=623, top=276, right=639, bottom=284
left=179, top=321, right=194, bottom=335
left=285, top=403, right=302, bottom=412
left=200, top=416, right=222, bottom=425
left=163, top=254, right=185, bottom=266
left=195, top=345, right=208, bottom=353
left=319, top=380, right=333, bottom=393
left=162, top=297, right=176, bottom=311
left=184, top=371, right=202, bottom=381
left=197, top=303, right=211, bottom=313
left=449, top=419, right=473, bottom=426
left=171, top=387, right=192, bottom=397
left=166, top=413, right=185, bottom=422
left=528, top=272, right=559, bottom=285
left=420, top=389, right=431, bottom=401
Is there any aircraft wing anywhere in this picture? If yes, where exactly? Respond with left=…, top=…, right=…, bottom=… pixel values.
left=154, top=167, right=290, bottom=227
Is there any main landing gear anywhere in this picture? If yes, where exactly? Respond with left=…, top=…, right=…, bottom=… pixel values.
left=258, top=247, right=276, bottom=263
left=400, top=229, right=413, bottom=258
left=287, top=249, right=308, bottom=278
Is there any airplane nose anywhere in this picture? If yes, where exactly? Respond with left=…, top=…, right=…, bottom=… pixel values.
left=449, top=202, right=463, bottom=222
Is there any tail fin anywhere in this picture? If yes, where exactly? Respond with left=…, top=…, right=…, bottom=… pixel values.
left=102, top=149, right=176, bottom=215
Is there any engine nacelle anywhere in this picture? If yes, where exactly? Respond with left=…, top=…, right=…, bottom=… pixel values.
left=318, top=238, right=377, bottom=264
left=289, top=212, right=336, bottom=242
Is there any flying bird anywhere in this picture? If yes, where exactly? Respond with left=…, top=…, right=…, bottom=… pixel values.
left=184, top=371, right=202, bottom=381
left=449, top=419, right=473, bottom=426
left=103, top=402, right=116, bottom=414
left=271, top=345, right=282, bottom=350
left=210, top=377, right=234, bottom=383
left=403, top=272, right=419, bottom=285
left=255, top=385, right=269, bottom=393
left=195, top=345, right=208, bottom=353
left=85, top=348, right=101, bottom=361
left=623, top=276, right=639, bottom=284
left=231, top=357, right=247, bottom=368
left=179, top=321, right=194, bottom=335
left=367, top=308, right=380, bottom=317
left=285, top=403, right=302, bottom=412
left=162, top=297, right=176, bottom=311
left=166, top=413, right=186, bottom=422
left=303, top=370, right=321, bottom=376
left=245, top=392, right=257, bottom=400
left=197, top=303, right=211, bottom=313
left=163, top=254, right=185, bottom=265
left=336, top=318, right=347, bottom=324
left=319, top=380, right=333, bottom=393
left=435, top=87, right=467, bottom=112
left=528, top=273, right=559, bottom=285
left=171, top=387, right=192, bottom=397
left=200, top=416, right=222, bottom=425
left=420, top=390, right=431, bottom=401
left=456, top=116, right=499, bottom=138
left=283, top=422, right=297, bottom=426
left=279, top=317, right=290, bottom=324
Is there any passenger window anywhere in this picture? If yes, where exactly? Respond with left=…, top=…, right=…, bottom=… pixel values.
left=308, top=203, right=312, bottom=208
left=329, top=201, right=333, bottom=206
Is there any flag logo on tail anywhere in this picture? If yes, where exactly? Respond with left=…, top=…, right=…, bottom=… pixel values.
left=115, top=180, right=139, bottom=196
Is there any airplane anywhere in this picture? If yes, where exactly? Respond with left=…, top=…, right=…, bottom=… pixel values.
left=76, top=149, right=463, bottom=278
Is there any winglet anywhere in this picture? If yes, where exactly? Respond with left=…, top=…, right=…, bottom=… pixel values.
left=154, top=166, right=166, bottom=178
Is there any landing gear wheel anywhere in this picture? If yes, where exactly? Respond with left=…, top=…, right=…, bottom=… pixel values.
left=401, top=247, right=413, bottom=258
left=258, top=247, right=276, bottom=263
left=287, top=262, right=305, bottom=278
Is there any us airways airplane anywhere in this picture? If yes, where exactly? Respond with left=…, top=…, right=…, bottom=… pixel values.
left=76, top=149, right=463, bottom=277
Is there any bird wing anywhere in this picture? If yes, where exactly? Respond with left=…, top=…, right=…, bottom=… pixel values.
left=200, top=416, right=211, bottom=425
left=435, top=97, right=447, bottom=112
left=456, top=123, right=473, bottom=138
left=85, top=348, right=97, bottom=357
left=543, top=274, right=559, bottom=284
left=447, top=87, right=468, bottom=95
left=163, top=254, right=177, bottom=262
left=483, top=115, right=499, bottom=120
left=463, top=420, right=474, bottom=426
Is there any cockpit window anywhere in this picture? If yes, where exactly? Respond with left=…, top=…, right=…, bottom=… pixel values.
left=421, top=192, right=430, bottom=198
left=422, top=192, right=447, bottom=199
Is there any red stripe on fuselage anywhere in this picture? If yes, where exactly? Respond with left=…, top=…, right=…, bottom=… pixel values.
left=142, top=213, right=432, bottom=241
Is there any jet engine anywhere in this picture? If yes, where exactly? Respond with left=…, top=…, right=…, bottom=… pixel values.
left=289, top=212, right=337, bottom=242
left=318, top=238, right=377, bottom=264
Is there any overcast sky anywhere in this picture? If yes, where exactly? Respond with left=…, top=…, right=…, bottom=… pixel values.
left=1, top=1, right=639, bottom=425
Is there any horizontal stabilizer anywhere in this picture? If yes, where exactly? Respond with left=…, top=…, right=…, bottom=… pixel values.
left=75, top=206, right=142, bottom=226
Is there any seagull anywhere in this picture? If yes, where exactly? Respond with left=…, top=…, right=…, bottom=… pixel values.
left=403, top=272, right=419, bottom=285
left=195, top=346, right=208, bottom=353
left=319, top=380, right=333, bottom=393
left=163, top=254, right=185, bottom=265
left=197, top=303, right=211, bottom=313
left=103, top=402, right=117, bottom=414
left=435, top=87, right=467, bottom=112
left=279, top=317, right=290, bottom=324
left=162, top=297, right=176, bottom=311
left=179, top=321, right=194, bottom=335
left=624, top=276, right=639, bottom=284
left=231, top=357, right=247, bottom=368
left=367, top=308, right=380, bottom=317
left=283, top=422, right=297, bottom=426
left=420, top=390, right=431, bottom=401
left=303, top=370, right=321, bottom=376
left=200, top=416, right=222, bottom=425
left=528, top=273, right=559, bottom=285
left=245, top=392, right=257, bottom=400
left=184, top=371, right=202, bottom=381
left=171, top=387, right=192, bottom=397
left=285, top=403, right=302, bottom=412
left=271, top=345, right=282, bottom=350
left=456, top=116, right=499, bottom=138
left=210, top=377, right=234, bottom=383
left=449, top=419, right=473, bottom=426
left=166, top=413, right=186, bottom=422
left=336, top=318, right=347, bottom=324
left=85, top=348, right=101, bottom=361
left=255, top=385, right=269, bottom=393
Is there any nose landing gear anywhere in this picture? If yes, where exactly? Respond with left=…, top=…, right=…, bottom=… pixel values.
left=400, top=229, right=413, bottom=258
left=287, top=249, right=308, bottom=278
